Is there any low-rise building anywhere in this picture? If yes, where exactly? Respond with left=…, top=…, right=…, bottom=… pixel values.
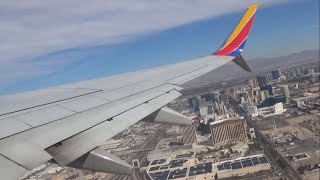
left=215, top=154, right=272, bottom=179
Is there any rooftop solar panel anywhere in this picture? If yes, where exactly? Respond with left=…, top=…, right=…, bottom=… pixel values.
left=159, top=165, right=169, bottom=170
left=258, top=157, right=268, bottom=164
left=149, top=166, right=160, bottom=172
left=168, top=168, right=188, bottom=179
left=151, top=160, right=159, bottom=165
left=217, top=165, right=224, bottom=171
left=158, top=159, right=166, bottom=164
left=251, top=158, right=260, bottom=165
left=241, top=160, right=253, bottom=167
left=231, top=162, right=242, bottom=167
left=169, top=159, right=187, bottom=168
left=231, top=164, right=242, bottom=169
left=224, top=165, right=231, bottom=169
left=188, top=163, right=213, bottom=176
left=231, top=162, right=242, bottom=170
left=149, top=171, right=170, bottom=180
left=215, top=155, right=269, bottom=172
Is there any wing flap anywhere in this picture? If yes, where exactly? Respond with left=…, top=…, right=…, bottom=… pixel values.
left=14, top=106, right=75, bottom=127
left=92, top=81, right=171, bottom=101
left=0, top=142, right=52, bottom=170
left=58, top=96, right=109, bottom=113
left=0, top=88, right=101, bottom=118
left=0, top=118, right=31, bottom=139
left=46, top=90, right=181, bottom=166
left=0, top=155, right=27, bottom=180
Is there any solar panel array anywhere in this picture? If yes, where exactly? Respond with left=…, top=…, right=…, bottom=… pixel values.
left=150, top=159, right=167, bottom=166
left=168, top=168, right=188, bottom=179
left=149, top=163, right=213, bottom=180
left=149, top=171, right=170, bottom=180
left=149, top=159, right=188, bottom=172
left=217, top=156, right=269, bottom=171
left=188, top=162, right=212, bottom=176
left=149, top=155, right=269, bottom=180
left=169, top=159, right=188, bottom=168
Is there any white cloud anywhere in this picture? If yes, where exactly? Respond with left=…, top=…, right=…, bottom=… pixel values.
left=0, top=0, right=285, bottom=89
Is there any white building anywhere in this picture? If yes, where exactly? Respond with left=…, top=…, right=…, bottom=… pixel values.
left=282, top=85, right=290, bottom=102
left=249, top=128, right=256, bottom=139
left=258, top=103, right=286, bottom=117
left=200, top=106, right=209, bottom=117
left=308, top=68, right=314, bottom=74
left=247, top=106, right=258, bottom=117
left=273, top=102, right=284, bottom=114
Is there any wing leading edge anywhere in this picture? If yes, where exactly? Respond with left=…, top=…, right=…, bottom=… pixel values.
left=0, top=4, right=259, bottom=179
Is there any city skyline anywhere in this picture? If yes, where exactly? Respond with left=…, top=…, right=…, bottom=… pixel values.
left=0, top=1, right=319, bottom=179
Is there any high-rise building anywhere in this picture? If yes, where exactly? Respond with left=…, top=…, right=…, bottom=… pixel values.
left=247, top=106, right=258, bottom=117
left=308, top=68, right=314, bottom=75
left=218, top=101, right=226, bottom=115
left=214, top=101, right=219, bottom=113
left=259, top=90, right=266, bottom=101
left=266, top=74, right=273, bottom=84
left=278, top=67, right=282, bottom=76
left=271, top=70, right=280, bottom=80
left=273, top=102, right=284, bottom=114
left=200, top=94, right=214, bottom=102
left=263, top=90, right=270, bottom=99
left=296, top=69, right=301, bottom=76
left=210, top=117, right=247, bottom=147
left=256, top=75, right=268, bottom=87
left=249, top=128, right=256, bottom=139
left=219, top=94, right=229, bottom=104
left=248, top=89, right=254, bottom=98
left=282, top=85, right=290, bottom=102
left=247, top=78, right=258, bottom=88
left=252, top=78, right=258, bottom=88
left=188, top=97, right=200, bottom=112
left=199, top=106, right=214, bottom=117
left=260, top=84, right=273, bottom=96
left=182, top=124, right=197, bottom=144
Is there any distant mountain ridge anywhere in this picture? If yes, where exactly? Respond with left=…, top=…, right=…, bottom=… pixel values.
left=183, top=49, right=319, bottom=88
left=247, top=49, right=319, bottom=69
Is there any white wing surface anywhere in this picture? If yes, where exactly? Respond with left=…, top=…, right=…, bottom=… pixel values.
left=0, top=4, right=259, bottom=179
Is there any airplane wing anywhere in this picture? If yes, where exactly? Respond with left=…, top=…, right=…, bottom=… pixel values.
left=0, top=4, right=259, bottom=179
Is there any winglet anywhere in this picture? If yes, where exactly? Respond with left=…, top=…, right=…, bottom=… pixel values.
left=213, top=4, right=259, bottom=57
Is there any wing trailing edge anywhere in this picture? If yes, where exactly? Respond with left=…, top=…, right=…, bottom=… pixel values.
left=142, top=106, right=192, bottom=125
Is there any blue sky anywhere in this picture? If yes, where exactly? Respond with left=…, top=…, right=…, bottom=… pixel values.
left=0, top=0, right=318, bottom=95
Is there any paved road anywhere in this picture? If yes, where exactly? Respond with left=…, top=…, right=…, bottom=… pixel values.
left=229, top=98, right=303, bottom=180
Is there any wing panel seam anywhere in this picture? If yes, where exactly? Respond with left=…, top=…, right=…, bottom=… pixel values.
left=0, top=90, right=103, bottom=117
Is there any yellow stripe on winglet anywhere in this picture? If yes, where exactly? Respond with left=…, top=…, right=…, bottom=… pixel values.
left=222, top=4, right=259, bottom=48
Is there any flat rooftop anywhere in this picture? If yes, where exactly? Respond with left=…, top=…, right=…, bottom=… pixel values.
left=147, top=153, right=270, bottom=180
left=217, top=155, right=269, bottom=171
left=210, top=116, right=244, bottom=126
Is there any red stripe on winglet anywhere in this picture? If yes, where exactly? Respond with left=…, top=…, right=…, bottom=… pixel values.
left=214, top=15, right=255, bottom=55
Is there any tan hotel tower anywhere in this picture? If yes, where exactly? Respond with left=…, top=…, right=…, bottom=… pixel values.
left=210, top=117, right=247, bottom=147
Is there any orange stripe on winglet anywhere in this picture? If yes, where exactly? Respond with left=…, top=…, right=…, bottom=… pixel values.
left=222, top=4, right=259, bottom=49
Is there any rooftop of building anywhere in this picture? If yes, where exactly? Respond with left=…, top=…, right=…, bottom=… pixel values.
left=209, top=116, right=244, bottom=126
left=147, top=153, right=271, bottom=180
